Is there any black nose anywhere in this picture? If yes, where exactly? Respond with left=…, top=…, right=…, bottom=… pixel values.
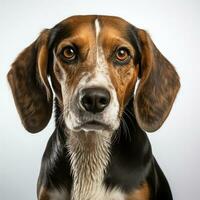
left=80, top=88, right=110, bottom=113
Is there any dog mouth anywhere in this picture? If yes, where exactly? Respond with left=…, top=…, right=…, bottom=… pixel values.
left=73, top=120, right=111, bottom=132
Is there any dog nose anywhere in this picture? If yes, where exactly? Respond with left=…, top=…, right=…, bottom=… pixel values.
left=80, top=88, right=110, bottom=113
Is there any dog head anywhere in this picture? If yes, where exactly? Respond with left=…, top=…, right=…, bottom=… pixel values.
left=7, top=15, right=180, bottom=134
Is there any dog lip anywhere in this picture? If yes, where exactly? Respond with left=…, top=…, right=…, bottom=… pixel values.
left=84, top=120, right=104, bottom=126
left=74, top=120, right=110, bottom=131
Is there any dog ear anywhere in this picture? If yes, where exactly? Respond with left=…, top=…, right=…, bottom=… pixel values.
left=134, top=29, right=180, bottom=132
left=7, top=29, right=53, bottom=133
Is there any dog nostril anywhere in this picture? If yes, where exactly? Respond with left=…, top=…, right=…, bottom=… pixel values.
left=81, top=96, right=93, bottom=107
left=99, top=97, right=107, bottom=105
left=80, top=88, right=110, bottom=113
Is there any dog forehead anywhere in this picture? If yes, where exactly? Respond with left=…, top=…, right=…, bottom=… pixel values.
left=50, top=15, right=130, bottom=47
left=59, top=15, right=129, bottom=28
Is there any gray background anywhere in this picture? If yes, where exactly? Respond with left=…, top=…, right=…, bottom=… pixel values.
left=0, top=0, right=200, bottom=199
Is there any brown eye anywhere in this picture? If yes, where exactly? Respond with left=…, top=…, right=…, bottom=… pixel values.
left=115, top=47, right=130, bottom=62
left=62, top=46, right=76, bottom=60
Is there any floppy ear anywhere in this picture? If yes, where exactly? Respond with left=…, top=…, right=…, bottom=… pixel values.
left=7, top=30, right=53, bottom=133
left=134, top=29, right=180, bottom=132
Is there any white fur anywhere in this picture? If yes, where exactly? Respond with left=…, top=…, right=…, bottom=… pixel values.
left=95, top=18, right=100, bottom=40
left=67, top=132, right=111, bottom=200
left=94, top=18, right=119, bottom=131
left=67, top=132, right=125, bottom=200
left=49, top=189, right=69, bottom=200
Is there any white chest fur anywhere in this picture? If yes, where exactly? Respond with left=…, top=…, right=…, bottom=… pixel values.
left=66, top=132, right=125, bottom=200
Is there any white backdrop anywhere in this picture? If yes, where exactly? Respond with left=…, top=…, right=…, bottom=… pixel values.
left=0, top=0, right=200, bottom=199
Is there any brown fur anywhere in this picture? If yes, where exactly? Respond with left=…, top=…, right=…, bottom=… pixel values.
left=38, top=187, right=49, bottom=200
left=126, top=183, right=150, bottom=200
left=99, top=24, right=139, bottom=115
left=134, top=30, right=180, bottom=132
left=7, top=29, right=53, bottom=133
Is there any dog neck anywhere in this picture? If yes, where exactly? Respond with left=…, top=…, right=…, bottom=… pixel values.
left=66, top=131, right=111, bottom=200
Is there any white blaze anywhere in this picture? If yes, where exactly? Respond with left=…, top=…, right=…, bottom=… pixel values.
left=95, top=18, right=101, bottom=40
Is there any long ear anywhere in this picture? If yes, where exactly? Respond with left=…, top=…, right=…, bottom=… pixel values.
left=7, top=30, right=53, bottom=133
left=134, top=29, right=180, bottom=132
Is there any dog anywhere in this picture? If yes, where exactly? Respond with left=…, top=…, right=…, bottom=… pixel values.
left=7, top=15, right=180, bottom=200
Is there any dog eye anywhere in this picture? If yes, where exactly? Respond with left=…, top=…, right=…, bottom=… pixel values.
left=62, top=46, right=76, bottom=61
left=115, top=48, right=129, bottom=61
left=115, top=47, right=130, bottom=64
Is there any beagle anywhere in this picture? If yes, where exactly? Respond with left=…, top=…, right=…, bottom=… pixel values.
left=7, top=15, right=180, bottom=200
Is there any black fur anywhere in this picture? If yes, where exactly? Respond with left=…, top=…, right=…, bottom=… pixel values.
left=37, top=99, right=173, bottom=199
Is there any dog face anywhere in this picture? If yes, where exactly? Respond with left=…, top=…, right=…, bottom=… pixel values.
left=7, top=15, right=180, bottom=134
left=51, top=16, right=140, bottom=133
